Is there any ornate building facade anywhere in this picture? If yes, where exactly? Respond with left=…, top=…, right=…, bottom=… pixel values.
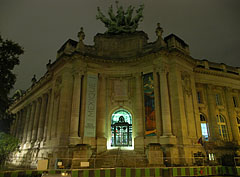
left=8, top=23, right=240, bottom=168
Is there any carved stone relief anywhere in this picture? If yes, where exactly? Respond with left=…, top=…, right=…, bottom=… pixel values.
left=181, top=71, right=192, bottom=95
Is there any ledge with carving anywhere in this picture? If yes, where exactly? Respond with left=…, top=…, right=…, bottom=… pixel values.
left=9, top=72, right=53, bottom=111
left=194, top=67, right=240, bottom=80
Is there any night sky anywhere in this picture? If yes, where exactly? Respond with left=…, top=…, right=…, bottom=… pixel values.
left=1, top=0, right=240, bottom=93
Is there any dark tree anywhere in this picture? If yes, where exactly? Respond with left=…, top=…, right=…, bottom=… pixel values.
left=0, top=35, right=24, bottom=131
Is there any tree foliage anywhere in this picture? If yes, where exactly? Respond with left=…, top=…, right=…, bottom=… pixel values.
left=0, top=35, right=24, bottom=121
left=0, top=132, right=18, bottom=166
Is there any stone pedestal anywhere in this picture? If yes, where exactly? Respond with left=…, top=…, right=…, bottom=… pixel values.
left=71, top=144, right=92, bottom=169
left=69, top=137, right=82, bottom=145
left=146, top=143, right=163, bottom=166
left=134, top=136, right=144, bottom=152
left=97, top=137, right=107, bottom=154
left=159, top=135, right=177, bottom=145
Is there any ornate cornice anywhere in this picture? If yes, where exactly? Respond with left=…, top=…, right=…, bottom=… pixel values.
left=194, top=67, right=240, bottom=80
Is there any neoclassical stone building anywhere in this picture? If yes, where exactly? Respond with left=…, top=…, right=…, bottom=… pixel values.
left=8, top=23, right=240, bottom=168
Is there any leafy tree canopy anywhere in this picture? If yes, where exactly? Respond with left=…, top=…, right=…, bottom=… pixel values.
left=0, top=132, right=18, bottom=167
left=0, top=35, right=24, bottom=122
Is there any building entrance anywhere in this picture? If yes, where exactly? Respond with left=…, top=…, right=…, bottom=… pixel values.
left=111, top=109, right=132, bottom=147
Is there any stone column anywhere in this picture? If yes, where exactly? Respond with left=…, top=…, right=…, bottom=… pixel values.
left=159, top=66, right=173, bottom=136
left=153, top=70, right=161, bottom=136
left=44, top=89, right=52, bottom=142
left=96, top=74, right=107, bottom=153
left=80, top=74, right=87, bottom=139
left=12, top=113, right=18, bottom=137
left=22, top=105, right=31, bottom=143
left=206, top=84, right=220, bottom=141
left=14, top=112, right=20, bottom=138
left=19, top=109, right=26, bottom=141
left=57, top=69, right=74, bottom=145
left=135, top=73, right=144, bottom=137
left=31, top=98, right=42, bottom=143
left=69, top=72, right=82, bottom=144
left=37, top=94, right=48, bottom=142
left=96, top=74, right=106, bottom=138
left=27, top=101, right=36, bottom=142
left=224, top=87, right=239, bottom=142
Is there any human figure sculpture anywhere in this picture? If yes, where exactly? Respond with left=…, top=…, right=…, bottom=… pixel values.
left=77, top=27, right=85, bottom=41
left=156, top=23, right=163, bottom=38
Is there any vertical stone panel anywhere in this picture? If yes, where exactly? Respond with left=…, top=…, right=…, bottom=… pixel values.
left=84, top=74, right=98, bottom=137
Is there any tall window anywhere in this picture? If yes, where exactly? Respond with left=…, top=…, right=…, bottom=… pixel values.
left=215, top=93, right=222, bottom=106
left=217, top=114, right=229, bottom=141
left=233, top=96, right=238, bottom=107
left=236, top=117, right=240, bottom=134
left=200, top=114, right=209, bottom=141
left=197, top=91, right=203, bottom=104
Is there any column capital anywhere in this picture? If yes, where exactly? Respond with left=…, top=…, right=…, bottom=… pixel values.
left=158, top=63, right=169, bottom=73
left=98, top=73, right=107, bottom=79
left=132, top=72, right=142, bottom=78
left=223, top=86, right=232, bottom=93
left=72, top=70, right=84, bottom=77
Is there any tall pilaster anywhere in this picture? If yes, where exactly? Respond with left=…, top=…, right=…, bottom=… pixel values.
left=206, top=84, right=220, bottom=141
left=31, top=98, right=42, bottom=143
left=27, top=101, right=36, bottom=142
left=22, top=105, right=31, bottom=143
left=224, top=87, right=239, bottom=142
left=159, top=65, right=173, bottom=136
left=96, top=74, right=106, bottom=138
left=135, top=73, right=144, bottom=137
left=153, top=69, right=161, bottom=136
left=57, top=69, right=74, bottom=145
left=44, top=89, right=52, bottom=142
left=19, top=109, right=26, bottom=141
left=80, top=73, right=87, bottom=139
left=37, top=94, right=48, bottom=142
left=15, top=112, right=20, bottom=138
left=69, top=72, right=82, bottom=144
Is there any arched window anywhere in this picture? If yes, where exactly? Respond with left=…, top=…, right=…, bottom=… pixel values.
left=200, top=114, right=209, bottom=141
left=111, top=109, right=132, bottom=147
left=236, top=117, right=240, bottom=134
left=217, top=114, right=229, bottom=141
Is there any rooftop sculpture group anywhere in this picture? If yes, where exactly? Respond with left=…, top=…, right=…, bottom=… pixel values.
left=96, top=1, right=144, bottom=34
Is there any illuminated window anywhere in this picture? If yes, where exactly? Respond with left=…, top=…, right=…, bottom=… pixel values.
left=217, top=114, right=229, bottom=141
left=111, top=109, right=132, bottom=147
left=215, top=93, right=222, bottom=106
left=200, top=114, right=209, bottom=141
left=209, top=153, right=215, bottom=161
